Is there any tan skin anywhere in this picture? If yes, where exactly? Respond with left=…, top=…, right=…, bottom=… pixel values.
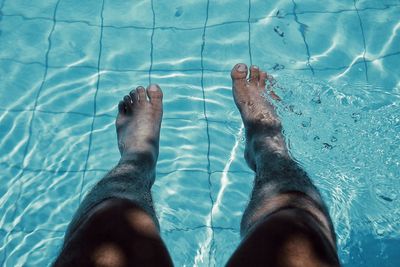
left=54, top=64, right=340, bottom=267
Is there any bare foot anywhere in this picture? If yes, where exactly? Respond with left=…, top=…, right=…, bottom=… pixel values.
left=116, top=84, right=163, bottom=168
left=231, top=63, right=289, bottom=170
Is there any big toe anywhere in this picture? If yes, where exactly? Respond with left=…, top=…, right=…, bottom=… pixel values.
left=146, top=84, right=163, bottom=106
left=231, top=63, right=248, bottom=80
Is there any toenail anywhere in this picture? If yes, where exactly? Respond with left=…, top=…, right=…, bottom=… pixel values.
left=236, top=64, right=247, bottom=72
left=137, top=86, right=145, bottom=90
left=149, top=84, right=160, bottom=91
left=252, top=65, right=259, bottom=69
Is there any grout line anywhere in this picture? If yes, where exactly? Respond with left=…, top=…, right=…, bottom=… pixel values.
left=149, top=0, right=155, bottom=84
left=79, top=0, right=105, bottom=203
left=292, top=0, right=314, bottom=75
left=2, top=4, right=399, bottom=31
left=195, top=1, right=215, bottom=265
left=0, top=57, right=232, bottom=72
left=353, top=0, right=369, bottom=82
left=1, top=49, right=399, bottom=73
left=0, top=107, right=229, bottom=124
left=1, top=161, right=254, bottom=176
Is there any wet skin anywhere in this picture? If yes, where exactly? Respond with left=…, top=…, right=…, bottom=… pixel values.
left=54, top=64, right=340, bottom=267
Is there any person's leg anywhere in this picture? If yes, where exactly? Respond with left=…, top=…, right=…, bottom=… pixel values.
left=54, top=85, right=173, bottom=267
left=226, top=64, right=340, bottom=267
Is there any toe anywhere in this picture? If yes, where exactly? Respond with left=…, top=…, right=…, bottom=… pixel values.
left=129, top=89, right=138, bottom=103
left=123, top=95, right=133, bottom=114
left=231, top=63, right=248, bottom=90
left=231, top=63, right=248, bottom=80
left=146, top=84, right=163, bottom=104
left=259, top=71, right=267, bottom=88
left=118, top=100, right=125, bottom=114
left=249, top=65, right=259, bottom=85
left=136, top=86, right=147, bottom=103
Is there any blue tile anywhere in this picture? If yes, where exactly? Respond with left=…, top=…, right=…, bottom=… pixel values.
left=48, top=22, right=101, bottom=68
left=152, top=28, right=203, bottom=71
left=5, top=230, right=64, bottom=267
left=343, top=233, right=400, bottom=267
left=103, top=0, right=153, bottom=28
left=154, top=170, right=212, bottom=230
left=87, top=107, right=209, bottom=174
left=158, top=119, right=209, bottom=173
left=210, top=172, right=252, bottom=229
left=2, top=0, right=58, bottom=18
left=208, top=122, right=249, bottom=173
left=250, top=0, right=293, bottom=20
left=250, top=16, right=308, bottom=71
left=212, top=228, right=241, bottom=266
left=151, top=71, right=205, bottom=120
left=0, top=228, right=7, bottom=264
left=36, top=67, right=97, bottom=115
left=101, top=27, right=152, bottom=71
left=359, top=8, right=400, bottom=57
left=366, top=55, right=400, bottom=90
left=328, top=59, right=369, bottom=83
left=162, top=227, right=209, bottom=266
left=203, top=23, right=250, bottom=71
left=202, top=71, right=236, bottom=116
left=86, top=115, right=119, bottom=171
left=0, top=63, right=44, bottom=109
left=0, top=111, right=32, bottom=167
left=57, top=0, right=103, bottom=24
left=298, top=12, right=365, bottom=70
left=0, top=166, right=22, bottom=212
left=293, top=0, right=352, bottom=13
left=356, top=0, right=400, bottom=9
left=0, top=16, right=53, bottom=63
left=80, top=171, right=108, bottom=201
left=0, top=168, right=22, bottom=230
left=202, top=71, right=247, bottom=173
left=13, top=171, right=81, bottom=232
left=95, top=70, right=149, bottom=116
left=37, top=68, right=97, bottom=116
left=208, top=0, right=248, bottom=27
left=23, top=112, right=92, bottom=171
left=153, top=0, right=207, bottom=29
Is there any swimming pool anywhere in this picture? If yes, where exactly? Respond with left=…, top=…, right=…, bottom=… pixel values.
left=0, top=0, right=399, bottom=266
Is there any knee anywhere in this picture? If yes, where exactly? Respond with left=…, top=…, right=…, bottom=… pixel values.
left=55, top=199, right=170, bottom=267
left=91, top=242, right=128, bottom=267
left=87, top=198, right=160, bottom=237
left=241, top=192, right=335, bottom=245
left=239, top=208, right=339, bottom=267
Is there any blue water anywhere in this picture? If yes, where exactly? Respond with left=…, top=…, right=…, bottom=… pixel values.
left=0, top=0, right=399, bottom=266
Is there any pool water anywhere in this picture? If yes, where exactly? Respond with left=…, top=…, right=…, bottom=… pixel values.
left=0, top=0, right=399, bottom=266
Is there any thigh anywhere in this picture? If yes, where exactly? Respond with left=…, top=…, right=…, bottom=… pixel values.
left=227, top=208, right=340, bottom=267
left=53, top=198, right=173, bottom=267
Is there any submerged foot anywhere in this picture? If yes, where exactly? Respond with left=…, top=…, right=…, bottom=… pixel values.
left=116, top=84, right=163, bottom=167
left=231, top=63, right=289, bottom=170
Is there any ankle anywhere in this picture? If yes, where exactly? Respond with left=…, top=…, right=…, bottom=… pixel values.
left=118, top=151, right=158, bottom=176
left=250, top=132, right=288, bottom=155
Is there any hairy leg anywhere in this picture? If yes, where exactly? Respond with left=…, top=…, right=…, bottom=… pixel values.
left=54, top=85, right=173, bottom=267
left=227, top=64, right=340, bottom=267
